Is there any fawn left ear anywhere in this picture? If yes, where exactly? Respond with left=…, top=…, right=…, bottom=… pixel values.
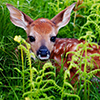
left=6, top=4, right=33, bottom=30
left=51, top=2, right=76, bottom=31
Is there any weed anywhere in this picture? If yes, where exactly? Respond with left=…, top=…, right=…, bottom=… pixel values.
left=0, top=0, right=100, bottom=99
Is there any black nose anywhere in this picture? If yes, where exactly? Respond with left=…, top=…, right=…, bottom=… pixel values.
left=37, top=45, right=50, bottom=60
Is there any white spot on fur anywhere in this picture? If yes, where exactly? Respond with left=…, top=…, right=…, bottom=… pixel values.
left=54, top=42, right=66, bottom=53
left=54, top=56, right=60, bottom=63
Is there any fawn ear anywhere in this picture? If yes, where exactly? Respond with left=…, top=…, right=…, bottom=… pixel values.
left=51, top=3, right=76, bottom=31
left=6, top=4, right=33, bottom=30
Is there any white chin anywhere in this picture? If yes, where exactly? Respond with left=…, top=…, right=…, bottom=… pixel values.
left=38, top=54, right=50, bottom=60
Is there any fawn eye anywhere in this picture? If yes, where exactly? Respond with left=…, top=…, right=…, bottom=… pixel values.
left=28, top=36, right=35, bottom=42
left=50, top=36, right=56, bottom=42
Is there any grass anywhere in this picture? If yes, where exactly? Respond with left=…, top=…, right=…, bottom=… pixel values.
left=0, top=0, right=100, bottom=100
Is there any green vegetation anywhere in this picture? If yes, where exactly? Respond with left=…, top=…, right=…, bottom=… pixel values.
left=0, top=0, right=100, bottom=100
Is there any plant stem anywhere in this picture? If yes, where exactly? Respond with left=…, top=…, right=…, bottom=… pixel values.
left=88, top=82, right=90, bottom=100
left=57, top=0, right=59, bottom=12
left=84, top=38, right=87, bottom=100
left=74, top=11, right=77, bottom=27
left=27, top=52, right=33, bottom=99
left=29, top=58, right=32, bottom=82
left=61, top=79, right=65, bottom=100
left=21, top=43, right=24, bottom=94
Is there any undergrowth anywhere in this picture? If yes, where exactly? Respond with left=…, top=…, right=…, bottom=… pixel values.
left=14, top=35, right=80, bottom=100
left=66, top=31, right=100, bottom=100
left=0, top=0, right=100, bottom=100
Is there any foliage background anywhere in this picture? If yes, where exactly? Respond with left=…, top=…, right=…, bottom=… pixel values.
left=0, top=0, right=100, bottom=100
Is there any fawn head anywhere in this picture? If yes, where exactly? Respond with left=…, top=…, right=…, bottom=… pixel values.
left=6, top=3, right=76, bottom=60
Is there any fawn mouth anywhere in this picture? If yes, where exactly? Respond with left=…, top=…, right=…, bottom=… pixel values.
left=37, top=54, right=50, bottom=61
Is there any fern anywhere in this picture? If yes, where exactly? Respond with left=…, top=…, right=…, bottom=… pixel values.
left=61, top=70, right=80, bottom=100
left=66, top=31, right=100, bottom=100
left=80, top=3, right=100, bottom=42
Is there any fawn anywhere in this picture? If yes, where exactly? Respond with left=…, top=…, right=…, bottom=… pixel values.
left=6, top=3, right=100, bottom=83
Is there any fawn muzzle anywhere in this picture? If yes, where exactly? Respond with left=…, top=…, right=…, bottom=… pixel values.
left=37, top=45, right=50, bottom=61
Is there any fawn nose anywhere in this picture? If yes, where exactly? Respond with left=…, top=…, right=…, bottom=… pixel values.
left=37, top=45, right=50, bottom=60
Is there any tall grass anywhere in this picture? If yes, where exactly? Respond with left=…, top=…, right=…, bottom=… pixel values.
left=0, top=0, right=100, bottom=100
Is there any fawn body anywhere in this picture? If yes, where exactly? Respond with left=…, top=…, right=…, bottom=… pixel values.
left=6, top=3, right=100, bottom=83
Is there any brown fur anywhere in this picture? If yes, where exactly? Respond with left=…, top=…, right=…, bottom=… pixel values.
left=33, top=21, right=53, bottom=35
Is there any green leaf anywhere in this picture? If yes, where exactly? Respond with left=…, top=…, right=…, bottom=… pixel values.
left=14, top=68, right=22, bottom=74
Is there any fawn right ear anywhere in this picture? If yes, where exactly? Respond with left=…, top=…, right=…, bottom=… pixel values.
left=6, top=4, right=33, bottom=30
left=51, top=2, right=76, bottom=31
